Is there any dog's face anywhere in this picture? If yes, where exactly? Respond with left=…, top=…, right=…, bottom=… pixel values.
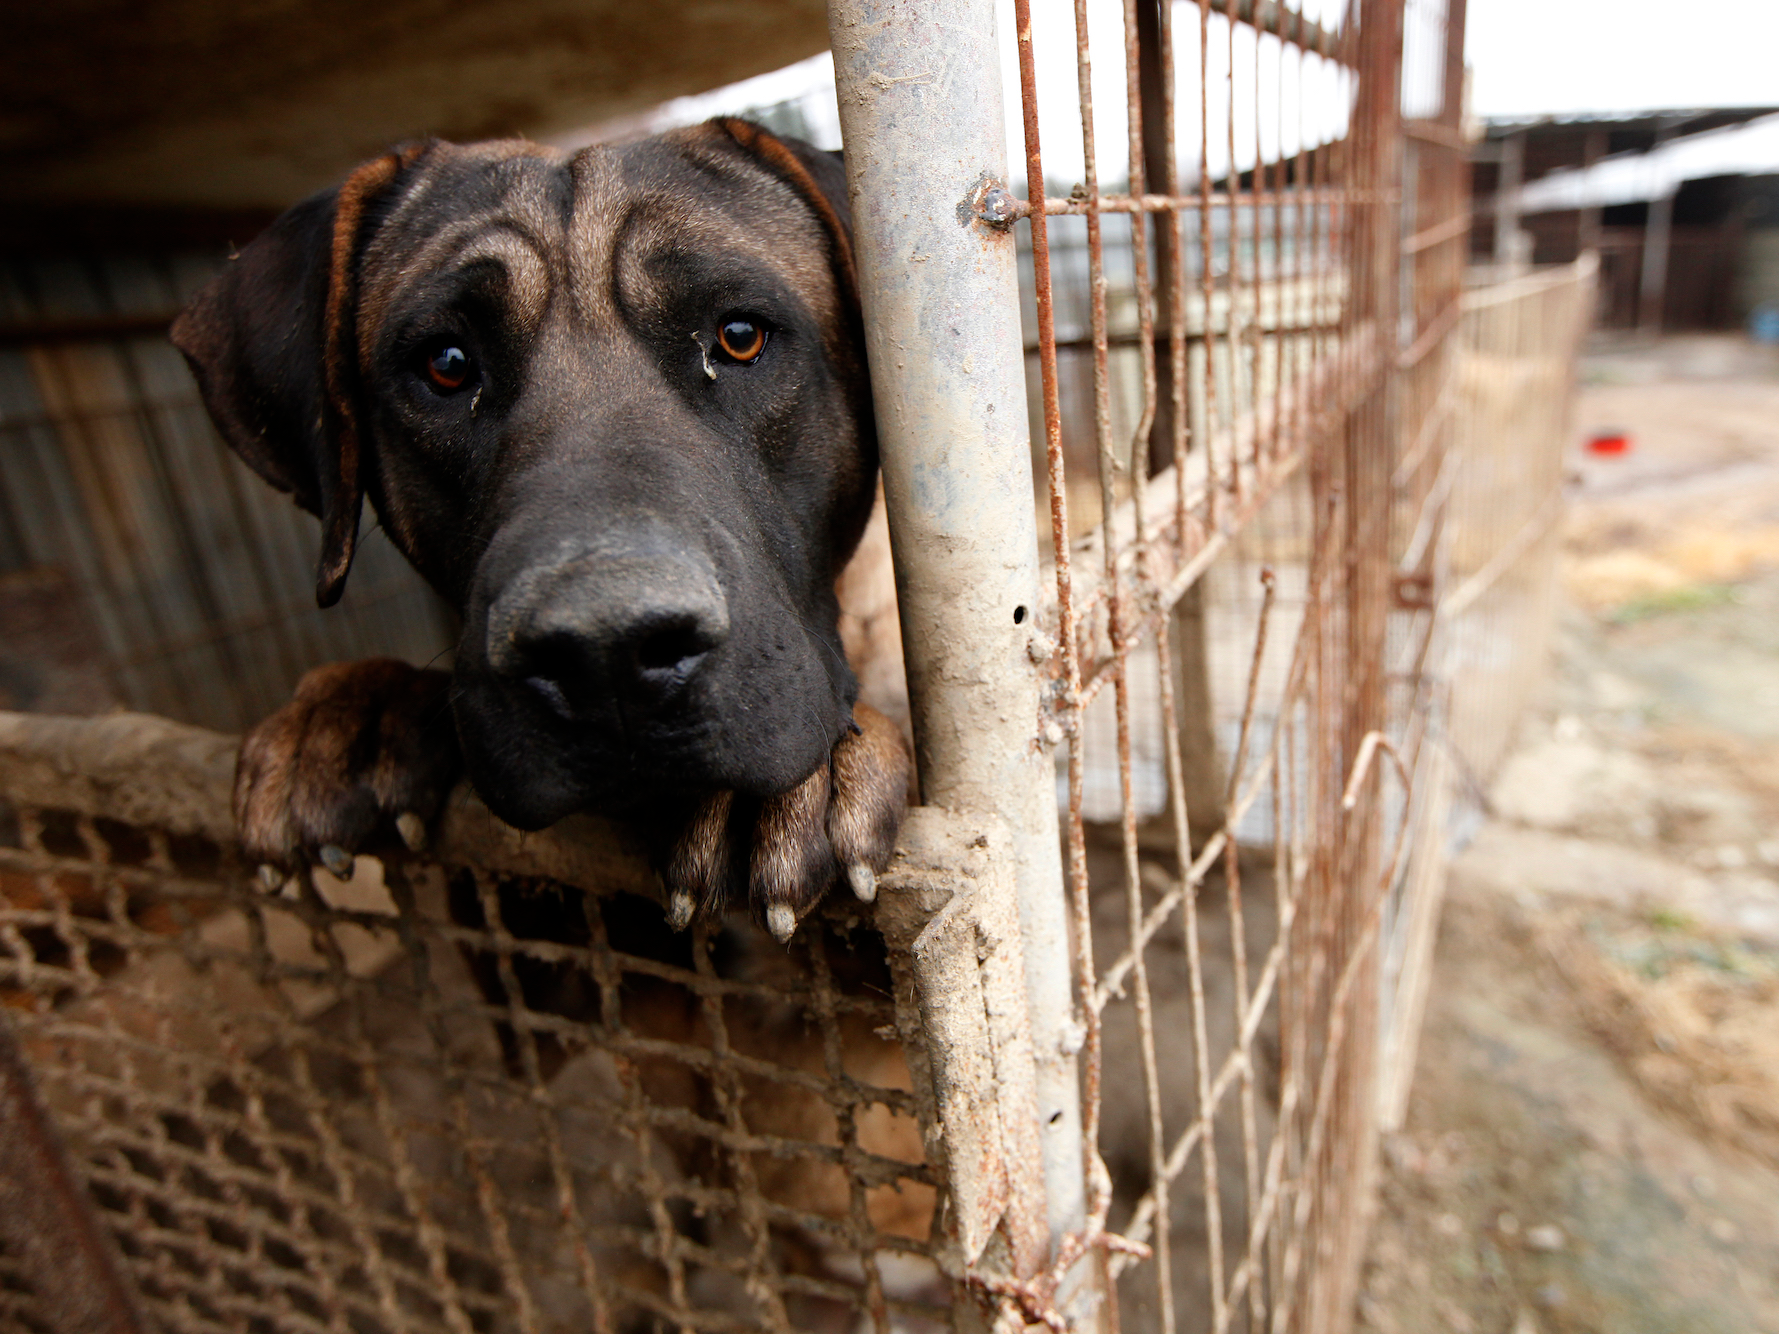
left=173, top=124, right=877, bottom=831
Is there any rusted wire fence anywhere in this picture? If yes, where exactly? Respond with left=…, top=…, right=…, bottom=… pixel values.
left=983, top=0, right=1473, bottom=1328
left=0, top=0, right=1599, bottom=1331
left=1442, top=256, right=1597, bottom=790
left=1370, top=254, right=1595, bottom=1131
left=0, top=712, right=959, bottom=1334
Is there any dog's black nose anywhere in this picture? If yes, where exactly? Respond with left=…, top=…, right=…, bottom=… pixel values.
left=485, top=551, right=729, bottom=715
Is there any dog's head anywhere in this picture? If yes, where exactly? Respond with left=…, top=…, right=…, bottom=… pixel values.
left=172, top=122, right=877, bottom=830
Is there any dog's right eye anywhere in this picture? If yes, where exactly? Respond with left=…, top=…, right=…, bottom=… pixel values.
left=421, top=342, right=475, bottom=393
left=716, top=318, right=767, bottom=364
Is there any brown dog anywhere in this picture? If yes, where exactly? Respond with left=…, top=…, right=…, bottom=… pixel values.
left=171, top=121, right=909, bottom=939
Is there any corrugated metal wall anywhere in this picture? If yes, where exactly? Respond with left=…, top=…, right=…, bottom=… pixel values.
left=0, top=251, right=454, bottom=734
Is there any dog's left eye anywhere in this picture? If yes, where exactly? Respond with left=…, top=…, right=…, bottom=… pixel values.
left=422, top=342, right=475, bottom=393
left=716, top=319, right=767, bottom=364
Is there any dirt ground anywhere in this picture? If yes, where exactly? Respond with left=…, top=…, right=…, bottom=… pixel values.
left=1359, top=335, right=1779, bottom=1334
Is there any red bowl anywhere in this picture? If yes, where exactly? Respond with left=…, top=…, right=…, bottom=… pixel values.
left=1587, top=432, right=1630, bottom=455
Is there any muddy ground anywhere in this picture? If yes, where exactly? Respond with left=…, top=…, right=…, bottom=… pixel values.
left=1359, top=335, right=1779, bottom=1334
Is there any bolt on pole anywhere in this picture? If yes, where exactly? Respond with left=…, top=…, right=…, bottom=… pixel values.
left=825, top=0, right=1094, bottom=1302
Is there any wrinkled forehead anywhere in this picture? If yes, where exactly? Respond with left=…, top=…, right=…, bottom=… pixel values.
left=597, top=130, right=838, bottom=320
left=356, top=140, right=569, bottom=329
left=355, top=130, right=837, bottom=337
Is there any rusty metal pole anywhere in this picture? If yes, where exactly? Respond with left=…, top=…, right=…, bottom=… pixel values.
left=1136, top=0, right=1225, bottom=845
left=1323, top=0, right=1404, bottom=1327
left=825, top=0, right=1093, bottom=1306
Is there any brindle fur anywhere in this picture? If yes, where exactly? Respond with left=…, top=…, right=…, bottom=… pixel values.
left=172, top=121, right=908, bottom=932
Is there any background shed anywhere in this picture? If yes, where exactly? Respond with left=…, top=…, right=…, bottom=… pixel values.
left=1470, top=108, right=1779, bottom=333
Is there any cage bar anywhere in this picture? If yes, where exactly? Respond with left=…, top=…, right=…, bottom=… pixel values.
left=827, top=0, right=1092, bottom=1291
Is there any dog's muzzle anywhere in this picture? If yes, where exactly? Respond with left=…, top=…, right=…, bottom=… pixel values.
left=483, top=546, right=730, bottom=720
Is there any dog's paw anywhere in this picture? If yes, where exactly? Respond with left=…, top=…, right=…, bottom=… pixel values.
left=662, top=703, right=910, bottom=940
left=235, top=658, right=460, bottom=875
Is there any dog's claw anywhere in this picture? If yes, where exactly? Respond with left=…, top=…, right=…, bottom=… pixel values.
left=656, top=704, right=908, bottom=932
left=232, top=660, right=458, bottom=882
left=766, top=901, right=797, bottom=944
left=846, top=862, right=877, bottom=904
left=257, top=863, right=284, bottom=892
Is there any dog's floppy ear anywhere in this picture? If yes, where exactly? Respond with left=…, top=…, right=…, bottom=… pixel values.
left=714, top=119, right=859, bottom=315
left=171, top=148, right=422, bottom=607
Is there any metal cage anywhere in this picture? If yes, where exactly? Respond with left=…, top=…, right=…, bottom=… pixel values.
left=0, top=1, right=1596, bottom=1331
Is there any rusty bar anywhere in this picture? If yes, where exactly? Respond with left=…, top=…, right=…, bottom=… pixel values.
left=1119, top=8, right=1178, bottom=1327
left=1070, top=0, right=1121, bottom=1312
left=1402, top=210, right=1468, bottom=254
left=1262, top=0, right=1284, bottom=487
left=1225, top=572, right=1276, bottom=1333
left=1208, top=0, right=1347, bottom=62
left=1013, top=185, right=1374, bottom=217
left=1326, top=1, right=1404, bottom=1328
left=1190, top=0, right=1234, bottom=1314
left=1030, top=320, right=1341, bottom=356
left=1226, top=0, right=1245, bottom=510
left=1401, top=118, right=1466, bottom=151
left=1199, top=0, right=1220, bottom=535
left=1148, top=0, right=1230, bottom=853
left=0, top=1015, right=149, bottom=1334
left=1005, top=0, right=1102, bottom=1297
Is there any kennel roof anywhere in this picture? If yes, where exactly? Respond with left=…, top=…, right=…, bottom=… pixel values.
left=0, top=0, right=830, bottom=232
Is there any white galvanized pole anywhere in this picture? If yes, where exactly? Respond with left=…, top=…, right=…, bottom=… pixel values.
left=1639, top=120, right=1679, bottom=336
left=1493, top=128, right=1524, bottom=270
left=826, top=0, right=1092, bottom=1292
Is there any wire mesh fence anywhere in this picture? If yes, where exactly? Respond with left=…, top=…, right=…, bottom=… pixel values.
left=1442, top=256, right=1597, bottom=790
left=0, top=1, right=1600, bottom=1331
left=993, top=0, right=1470, bottom=1328
left=0, top=713, right=952, bottom=1334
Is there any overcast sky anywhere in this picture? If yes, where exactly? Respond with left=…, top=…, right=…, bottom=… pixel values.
left=619, top=0, right=1779, bottom=184
left=1467, top=0, right=1779, bottom=119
